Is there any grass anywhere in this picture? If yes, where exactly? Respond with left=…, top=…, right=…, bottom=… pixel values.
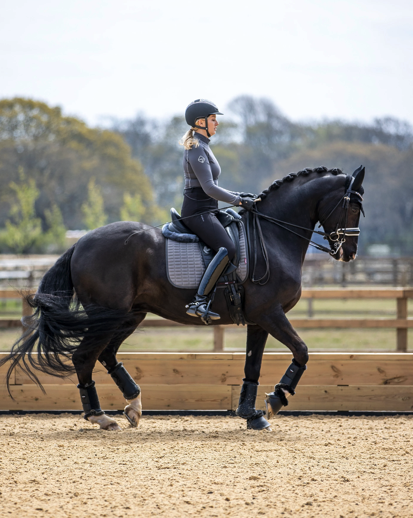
left=0, top=327, right=411, bottom=354
left=0, top=297, right=411, bottom=353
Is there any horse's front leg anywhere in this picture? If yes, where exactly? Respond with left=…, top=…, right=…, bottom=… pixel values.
left=258, top=307, right=309, bottom=419
left=236, top=325, right=272, bottom=431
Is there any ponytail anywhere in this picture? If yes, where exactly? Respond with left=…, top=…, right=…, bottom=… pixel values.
left=179, top=128, right=200, bottom=150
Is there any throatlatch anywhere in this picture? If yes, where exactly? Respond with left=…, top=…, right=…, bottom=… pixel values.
left=265, top=359, right=307, bottom=419
left=108, top=362, right=141, bottom=400
left=77, top=380, right=104, bottom=420
left=236, top=380, right=271, bottom=430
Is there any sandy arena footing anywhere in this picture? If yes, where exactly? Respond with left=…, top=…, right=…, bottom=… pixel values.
left=0, top=414, right=412, bottom=517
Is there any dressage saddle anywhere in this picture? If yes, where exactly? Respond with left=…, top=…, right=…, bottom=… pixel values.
left=162, top=208, right=243, bottom=271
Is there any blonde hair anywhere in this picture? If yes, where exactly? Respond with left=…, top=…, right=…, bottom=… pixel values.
left=179, top=127, right=200, bottom=150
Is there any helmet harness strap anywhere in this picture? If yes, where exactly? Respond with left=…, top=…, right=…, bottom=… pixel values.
left=193, top=116, right=211, bottom=137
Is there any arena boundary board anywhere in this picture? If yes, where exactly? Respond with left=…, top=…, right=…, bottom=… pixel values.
left=1, top=352, right=412, bottom=412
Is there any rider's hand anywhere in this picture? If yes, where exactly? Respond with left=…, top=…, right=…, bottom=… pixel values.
left=239, top=197, right=255, bottom=211
left=238, top=192, right=257, bottom=198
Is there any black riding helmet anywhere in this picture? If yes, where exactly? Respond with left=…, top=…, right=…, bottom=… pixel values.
left=185, top=99, right=223, bottom=137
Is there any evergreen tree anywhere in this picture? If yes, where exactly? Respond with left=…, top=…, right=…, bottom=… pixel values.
left=43, top=204, right=66, bottom=252
left=120, top=192, right=144, bottom=222
left=2, top=169, right=43, bottom=253
left=81, top=178, right=107, bottom=230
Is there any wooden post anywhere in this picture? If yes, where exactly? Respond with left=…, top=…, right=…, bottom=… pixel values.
left=341, top=262, right=347, bottom=287
left=307, top=298, right=314, bottom=318
left=21, top=295, right=33, bottom=333
left=393, top=259, right=398, bottom=286
left=410, top=259, right=413, bottom=287
left=396, top=296, right=408, bottom=352
left=213, top=326, right=224, bottom=352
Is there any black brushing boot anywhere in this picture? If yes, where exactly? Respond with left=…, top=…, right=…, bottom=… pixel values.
left=265, top=359, right=307, bottom=419
left=77, top=380, right=104, bottom=420
left=236, top=380, right=271, bottom=431
left=186, top=247, right=229, bottom=323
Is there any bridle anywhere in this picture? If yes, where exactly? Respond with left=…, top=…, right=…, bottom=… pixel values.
left=248, top=176, right=365, bottom=285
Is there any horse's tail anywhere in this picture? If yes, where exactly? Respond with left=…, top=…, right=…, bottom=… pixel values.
left=0, top=244, right=133, bottom=394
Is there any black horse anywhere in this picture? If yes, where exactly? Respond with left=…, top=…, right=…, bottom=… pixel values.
left=1, top=165, right=365, bottom=431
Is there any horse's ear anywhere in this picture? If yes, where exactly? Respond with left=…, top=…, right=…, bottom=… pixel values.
left=352, top=165, right=365, bottom=191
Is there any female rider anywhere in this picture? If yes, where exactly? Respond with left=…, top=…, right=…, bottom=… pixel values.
left=180, top=99, right=255, bottom=321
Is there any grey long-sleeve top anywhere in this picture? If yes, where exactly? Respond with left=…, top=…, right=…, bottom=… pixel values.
left=183, top=133, right=241, bottom=205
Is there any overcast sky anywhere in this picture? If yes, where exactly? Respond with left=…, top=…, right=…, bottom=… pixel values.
left=1, top=0, right=412, bottom=126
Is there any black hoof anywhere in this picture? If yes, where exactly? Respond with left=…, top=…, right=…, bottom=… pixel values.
left=247, top=415, right=271, bottom=430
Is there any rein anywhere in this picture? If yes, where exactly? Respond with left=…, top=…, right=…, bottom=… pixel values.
left=249, top=177, right=364, bottom=286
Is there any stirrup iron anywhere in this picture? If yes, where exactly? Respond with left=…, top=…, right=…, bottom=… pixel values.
left=186, top=298, right=220, bottom=322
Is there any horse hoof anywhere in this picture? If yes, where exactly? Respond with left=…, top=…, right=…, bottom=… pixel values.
left=124, top=394, right=142, bottom=428
left=88, top=413, right=122, bottom=431
left=106, top=422, right=122, bottom=431
left=124, top=410, right=138, bottom=428
left=247, top=415, right=271, bottom=431
left=265, top=392, right=283, bottom=420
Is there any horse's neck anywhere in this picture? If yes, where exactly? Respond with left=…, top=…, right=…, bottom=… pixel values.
left=260, top=175, right=343, bottom=226
left=251, top=176, right=339, bottom=262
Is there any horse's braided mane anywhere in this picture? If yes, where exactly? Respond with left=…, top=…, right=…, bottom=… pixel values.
left=258, top=166, right=343, bottom=200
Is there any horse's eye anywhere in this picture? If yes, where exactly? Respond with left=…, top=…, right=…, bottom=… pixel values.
left=350, top=205, right=359, bottom=214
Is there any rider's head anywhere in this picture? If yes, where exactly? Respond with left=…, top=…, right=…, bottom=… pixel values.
left=180, top=99, right=223, bottom=150
left=185, top=99, right=223, bottom=138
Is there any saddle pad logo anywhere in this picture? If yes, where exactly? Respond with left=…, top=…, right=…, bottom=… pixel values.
left=198, top=156, right=205, bottom=163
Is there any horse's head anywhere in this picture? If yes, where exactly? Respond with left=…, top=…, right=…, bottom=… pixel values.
left=318, top=166, right=365, bottom=262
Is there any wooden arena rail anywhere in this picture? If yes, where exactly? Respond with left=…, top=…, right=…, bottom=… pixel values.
left=1, top=288, right=412, bottom=351
left=1, top=352, right=412, bottom=412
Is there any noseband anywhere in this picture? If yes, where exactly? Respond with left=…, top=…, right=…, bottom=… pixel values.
left=249, top=176, right=364, bottom=285
left=317, top=175, right=364, bottom=254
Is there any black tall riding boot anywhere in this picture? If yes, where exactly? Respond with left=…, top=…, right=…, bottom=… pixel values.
left=186, top=247, right=229, bottom=322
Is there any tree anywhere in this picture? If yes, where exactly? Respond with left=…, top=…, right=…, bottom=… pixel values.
left=81, top=179, right=107, bottom=230
left=43, top=204, right=67, bottom=252
left=225, top=96, right=304, bottom=192
left=120, top=192, right=144, bottom=222
left=304, top=118, right=413, bottom=151
left=1, top=169, right=42, bottom=253
left=0, top=98, right=159, bottom=230
left=113, top=114, right=187, bottom=209
left=0, top=170, right=68, bottom=253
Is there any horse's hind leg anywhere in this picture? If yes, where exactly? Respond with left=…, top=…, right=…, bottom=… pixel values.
left=72, top=333, right=123, bottom=431
left=98, top=314, right=146, bottom=428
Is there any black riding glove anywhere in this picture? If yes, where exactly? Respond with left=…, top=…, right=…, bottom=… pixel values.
left=238, top=192, right=257, bottom=198
left=239, top=197, right=255, bottom=211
